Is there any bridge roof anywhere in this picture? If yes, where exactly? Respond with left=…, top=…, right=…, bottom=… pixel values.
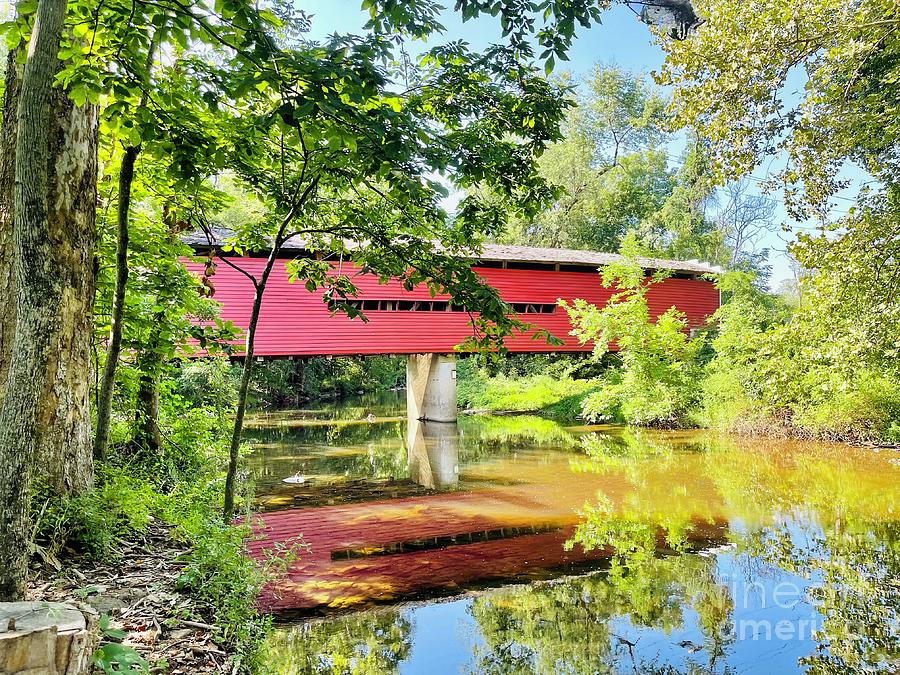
left=474, top=243, right=721, bottom=275
left=185, top=227, right=722, bottom=276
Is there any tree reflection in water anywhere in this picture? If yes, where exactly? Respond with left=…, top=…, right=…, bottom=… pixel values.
left=258, top=409, right=898, bottom=673
left=469, top=552, right=733, bottom=674
left=268, top=609, right=412, bottom=674
left=560, top=429, right=900, bottom=673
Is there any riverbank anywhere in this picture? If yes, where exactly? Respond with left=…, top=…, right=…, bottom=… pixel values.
left=28, top=464, right=279, bottom=674
left=459, top=367, right=900, bottom=445
left=29, top=521, right=234, bottom=673
left=456, top=359, right=599, bottom=419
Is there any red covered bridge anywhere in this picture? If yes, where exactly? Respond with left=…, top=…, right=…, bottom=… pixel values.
left=184, top=237, right=720, bottom=421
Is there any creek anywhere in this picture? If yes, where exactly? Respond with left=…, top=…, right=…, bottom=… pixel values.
left=244, top=392, right=900, bottom=674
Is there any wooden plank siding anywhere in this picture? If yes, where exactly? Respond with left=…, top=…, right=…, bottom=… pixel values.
left=182, top=256, right=721, bottom=356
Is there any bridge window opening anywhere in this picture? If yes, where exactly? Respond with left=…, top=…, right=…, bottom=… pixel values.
left=558, top=263, right=600, bottom=273
left=509, top=302, right=557, bottom=314
left=328, top=299, right=557, bottom=314
left=504, top=261, right=557, bottom=271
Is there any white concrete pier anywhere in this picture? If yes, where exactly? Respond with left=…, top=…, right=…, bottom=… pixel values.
left=406, top=353, right=457, bottom=422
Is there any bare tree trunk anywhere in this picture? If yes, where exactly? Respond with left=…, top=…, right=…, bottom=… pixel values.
left=221, top=177, right=318, bottom=522
left=0, top=0, right=72, bottom=599
left=133, top=339, right=163, bottom=454
left=41, top=72, right=98, bottom=495
left=93, top=145, right=139, bottom=459
left=0, top=49, right=20, bottom=403
left=222, top=258, right=274, bottom=522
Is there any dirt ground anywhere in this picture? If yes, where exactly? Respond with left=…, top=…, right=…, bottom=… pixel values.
left=28, top=519, right=238, bottom=674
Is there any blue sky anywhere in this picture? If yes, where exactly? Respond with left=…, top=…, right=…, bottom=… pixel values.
left=300, top=2, right=667, bottom=71
left=299, top=1, right=825, bottom=289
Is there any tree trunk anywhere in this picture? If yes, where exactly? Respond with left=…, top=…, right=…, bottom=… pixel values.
left=222, top=292, right=261, bottom=522
left=0, top=49, right=97, bottom=496
left=93, top=145, right=139, bottom=459
left=92, top=35, right=155, bottom=460
left=221, top=177, right=317, bottom=522
left=222, top=252, right=280, bottom=522
left=0, top=49, right=21, bottom=404
left=133, top=348, right=162, bottom=454
left=0, top=0, right=73, bottom=600
left=41, top=69, right=98, bottom=495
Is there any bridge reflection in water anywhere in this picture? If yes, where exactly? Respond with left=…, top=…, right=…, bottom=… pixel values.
left=407, top=419, right=459, bottom=490
left=244, top=410, right=730, bottom=615
left=249, top=399, right=900, bottom=673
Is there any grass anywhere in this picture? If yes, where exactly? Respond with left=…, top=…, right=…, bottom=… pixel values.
left=457, top=360, right=599, bottom=419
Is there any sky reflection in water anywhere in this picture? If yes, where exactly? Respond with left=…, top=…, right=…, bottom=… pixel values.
left=245, top=393, right=900, bottom=674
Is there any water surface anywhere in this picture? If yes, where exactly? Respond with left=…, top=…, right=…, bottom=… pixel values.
left=245, top=394, right=900, bottom=674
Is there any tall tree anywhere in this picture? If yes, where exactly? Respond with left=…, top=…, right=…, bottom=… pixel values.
left=0, top=32, right=98, bottom=492
left=0, top=0, right=82, bottom=599
left=658, top=0, right=899, bottom=219
left=209, top=32, right=571, bottom=521
left=498, top=64, right=693, bottom=253
left=0, top=0, right=277, bottom=597
left=93, top=141, right=140, bottom=459
left=636, top=140, right=721, bottom=262
left=660, top=0, right=900, bottom=436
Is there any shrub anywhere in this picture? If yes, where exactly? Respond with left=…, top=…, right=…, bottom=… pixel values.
left=31, top=462, right=283, bottom=671
left=33, top=467, right=158, bottom=562
left=791, top=371, right=900, bottom=442
left=175, top=358, right=238, bottom=411
left=563, top=247, right=704, bottom=428
left=700, top=270, right=900, bottom=442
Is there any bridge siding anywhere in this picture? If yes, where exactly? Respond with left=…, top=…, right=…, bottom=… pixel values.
left=184, top=257, right=720, bottom=356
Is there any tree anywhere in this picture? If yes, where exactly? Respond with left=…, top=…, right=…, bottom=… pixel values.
left=0, top=0, right=83, bottom=598
left=0, top=0, right=281, bottom=596
left=658, top=0, right=900, bottom=219
left=636, top=139, right=722, bottom=263
left=499, top=64, right=676, bottom=251
left=580, top=61, right=667, bottom=166
left=562, top=238, right=705, bottom=427
left=658, top=0, right=900, bottom=440
left=204, top=31, right=572, bottom=520
left=92, top=35, right=159, bottom=460
left=0, top=38, right=98, bottom=500
left=715, top=179, right=777, bottom=269
left=79, top=0, right=280, bottom=461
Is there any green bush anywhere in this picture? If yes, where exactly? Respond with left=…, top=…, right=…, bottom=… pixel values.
left=563, top=248, right=705, bottom=428
left=175, top=358, right=238, bottom=411
left=694, top=368, right=758, bottom=431
left=791, top=371, right=900, bottom=442
left=473, top=352, right=602, bottom=380
left=33, top=467, right=158, bottom=561
left=157, top=480, right=274, bottom=668
left=698, top=270, right=900, bottom=442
